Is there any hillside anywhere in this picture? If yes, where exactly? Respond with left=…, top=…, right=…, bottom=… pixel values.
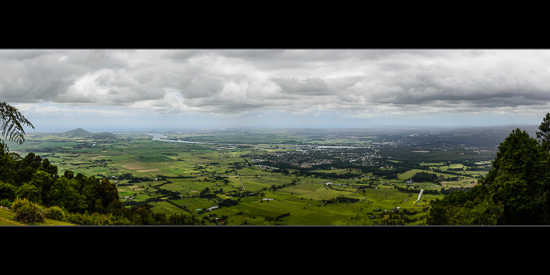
left=0, top=207, right=73, bottom=226
left=92, top=132, right=117, bottom=139
left=61, top=128, right=92, bottom=137
left=61, top=128, right=117, bottom=139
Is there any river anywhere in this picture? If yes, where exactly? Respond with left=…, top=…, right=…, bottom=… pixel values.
left=148, top=133, right=369, bottom=149
left=148, top=133, right=213, bottom=144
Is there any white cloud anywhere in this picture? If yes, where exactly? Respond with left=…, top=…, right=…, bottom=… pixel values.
left=129, top=89, right=193, bottom=114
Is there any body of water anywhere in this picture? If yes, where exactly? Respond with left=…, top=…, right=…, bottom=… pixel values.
left=148, top=133, right=213, bottom=144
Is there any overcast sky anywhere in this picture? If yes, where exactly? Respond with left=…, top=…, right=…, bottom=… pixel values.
left=2, top=49, right=550, bottom=132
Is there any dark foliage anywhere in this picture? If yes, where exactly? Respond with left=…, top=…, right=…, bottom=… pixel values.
left=0, top=149, right=202, bottom=225
left=411, top=172, right=440, bottom=184
left=427, top=114, right=550, bottom=225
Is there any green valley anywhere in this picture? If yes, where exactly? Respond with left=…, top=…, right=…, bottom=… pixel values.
left=3, top=126, right=510, bottom=225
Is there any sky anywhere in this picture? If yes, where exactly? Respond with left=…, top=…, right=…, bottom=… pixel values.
left=1, top=49, right=550, bottom=132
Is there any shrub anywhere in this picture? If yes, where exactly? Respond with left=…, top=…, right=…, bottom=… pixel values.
left=44, top=206, right=67, bottom=221
left=0, top=181, right=16, bottom=201
left=64, top=212, right=91, bottom=225
left=12, top=198, right=44, bottom=223
left=65, top=212, right=132, bottom=225
left=0, top=199, right=12, bottom=207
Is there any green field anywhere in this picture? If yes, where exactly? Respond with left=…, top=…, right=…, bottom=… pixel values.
left=5, top=129, right=494, bottom=225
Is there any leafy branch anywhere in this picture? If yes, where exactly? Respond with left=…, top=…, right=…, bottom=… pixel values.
left=0, top=101, right=34, bottom=151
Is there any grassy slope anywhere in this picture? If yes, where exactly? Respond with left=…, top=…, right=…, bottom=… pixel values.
left=0, top=207, right=73, bottom=226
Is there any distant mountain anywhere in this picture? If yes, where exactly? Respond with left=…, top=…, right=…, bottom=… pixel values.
left=62, top=128, right=92, bottom=137
left=61, top=128, right=117, bottom=139
left=91, top=132, right=117, bottom=139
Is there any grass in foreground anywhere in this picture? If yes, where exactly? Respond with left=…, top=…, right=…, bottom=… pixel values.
left=0, top=207, right=74, bottom=226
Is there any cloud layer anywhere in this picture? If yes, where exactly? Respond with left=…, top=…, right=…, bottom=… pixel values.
left=2, top=49, right=550, bottom=127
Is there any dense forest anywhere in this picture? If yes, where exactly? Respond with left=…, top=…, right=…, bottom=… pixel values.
left=426, top=113, right=550, bottom=225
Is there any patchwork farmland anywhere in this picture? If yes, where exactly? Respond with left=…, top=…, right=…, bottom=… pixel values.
left=6, top=127, right=506, bottom=225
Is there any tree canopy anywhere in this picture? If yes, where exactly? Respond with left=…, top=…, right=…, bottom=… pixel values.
left=427, top=114, right=550, bottom=225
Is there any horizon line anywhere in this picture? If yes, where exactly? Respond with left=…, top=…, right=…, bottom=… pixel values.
left=24, top=123, right=541, bottom=134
